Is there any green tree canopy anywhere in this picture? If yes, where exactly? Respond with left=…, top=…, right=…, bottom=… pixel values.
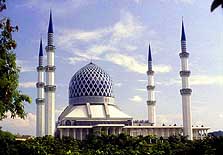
left=0, top=0, right=31, bottom=120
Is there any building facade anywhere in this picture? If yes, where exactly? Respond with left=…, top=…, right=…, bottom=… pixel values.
left=36, top=12, right=209, bottom=140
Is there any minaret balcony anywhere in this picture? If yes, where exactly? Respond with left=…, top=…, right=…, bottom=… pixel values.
left=147, top=100, right=156, bottom=105
left=45, top=66, right=56, bottom=72
left=180, top=88, right=192, bottom=95
left=179, top=52, right=189, bottom=58
left=147, top=85, right=155, bottom=90
left=45, top=45, right=55, bottom=52
left=36, top=98, right=45, bottom=104
left=147, top=70, right=154, bottom=75
left=180, top=71, right=191, bottom=77
left=36, top=82, right=45, bottom=88
left=37, top=66, right=44, bottom=71
left=44, top=85, right=56, bottom=92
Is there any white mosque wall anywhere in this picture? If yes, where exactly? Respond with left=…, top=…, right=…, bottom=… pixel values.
left=57, top=125, right=209, bottom=141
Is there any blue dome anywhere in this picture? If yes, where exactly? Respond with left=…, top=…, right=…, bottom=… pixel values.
left=69, top=63, right=113, bottom=100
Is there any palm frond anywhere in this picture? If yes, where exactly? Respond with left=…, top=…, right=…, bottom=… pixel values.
left=211, top=0, right=223, bottom=12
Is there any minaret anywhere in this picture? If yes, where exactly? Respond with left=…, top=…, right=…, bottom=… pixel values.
left=179, top=20, right=193, bottom=140
left=36, top=39, right=45, bottom=137
left=147, top=44, right=156, bottom=126
left=45, top=11, right=56, bottom=136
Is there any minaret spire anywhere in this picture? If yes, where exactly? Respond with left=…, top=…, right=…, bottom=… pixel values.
left=48, top=10, right=53, bottom=33
left=45, top=10, right=56, bottom=136
left=148, top=44, right=152, bottom=61
left=146, top=44, right=156, bottom=126
left=148, top=44, right=152, bottom=70
left=179, top=19, right=193, bottom=140
left=39, top=39, right=43, bottom=55
left=36, top=38, right=45, bottom=137
left=181, top=20, right=186, bottom=41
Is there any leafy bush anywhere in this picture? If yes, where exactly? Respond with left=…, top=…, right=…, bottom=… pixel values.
left=0, top=130, right=223, bottom=155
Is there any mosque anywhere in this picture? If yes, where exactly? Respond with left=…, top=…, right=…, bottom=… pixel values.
left=35, top=12, right=209, bottom=140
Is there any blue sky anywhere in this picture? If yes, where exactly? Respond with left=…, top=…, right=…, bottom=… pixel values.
left=0, top=0, right=223, bottom=135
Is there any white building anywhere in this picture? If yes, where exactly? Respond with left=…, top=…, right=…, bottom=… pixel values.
left=36, top=12, right=209, bottom=140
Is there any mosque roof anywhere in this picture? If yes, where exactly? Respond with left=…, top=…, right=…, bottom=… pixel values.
left=58, top=104, right=132, bottom=121
left=69, top=63, right=113, bottom=105
left=58, top=62, right=132, bottom=122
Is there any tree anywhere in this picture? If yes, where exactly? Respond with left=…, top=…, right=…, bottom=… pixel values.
left=0, top=0, right=31, bottom=120
left=211, top=0, right=223, bottom=12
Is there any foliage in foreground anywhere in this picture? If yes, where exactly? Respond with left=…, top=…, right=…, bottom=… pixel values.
left=211, top=0, right=223, bottom=12
left=0, top=0, right=31, bottom=120
left=0, top=130, right=223, bottom=155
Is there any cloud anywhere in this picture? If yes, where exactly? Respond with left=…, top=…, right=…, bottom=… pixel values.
left=70, top=48, right=102, bottom=62
left=114, top=82, right=123, bottom=87
left=111, top=11, right=144, bottom=41
left=159, top=0, right=194, bottom=4
left=219, top=114, right=223, bottom=118
left=157, top=79, right=180, bottom=86
left=176, top=0, right=194, bottom=4
left=58, top=10, right=170, bottom=75
left=58, top=10, right=144, bottom=49
left=138, top=79, right=147, bottom=82
left=59, top=10, right=161, bottom=71
left=0, top=112, right=36, bottom=135
left=134, top=0, right=193, bottom=5
left=19, top=82, right=36, bottom=88
left=58, top=29, right=109, bottom=47
left=162, top=75, right=223, bottom=86
left=88, top=45, right=118, bottom=55
left=157, top=114, right=182, bottom=126
left=190, top=75, right=223, bottom=86
left=70, top=30, right=106, bottom=41
left=105, top=53, right=146, bottom=74
left=136, top=88, right=147, bottom=92
left=129, top=95, right=143, bottom=103
left=133, top=0, right=144, bottom=4
left=136, top=88, right=160, bottom=93
left=16, top=59, right=35, bottom=73
left=105, top=53, right=171, bottom=74
left=0, top=107, right=67, bottom=136
left=18, top=0, right=89, bottom=16
left=67, top=56, right=88, bottom=65
left=124, top=45, right=138, bottom=51
left=154, top=65, right=172, bottom=73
